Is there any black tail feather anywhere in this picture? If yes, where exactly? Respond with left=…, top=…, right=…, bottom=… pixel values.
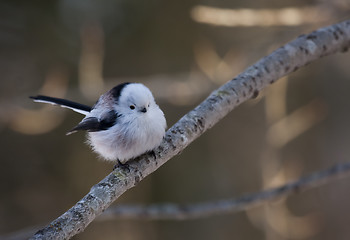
left=30, top=95, right=92, bottom=113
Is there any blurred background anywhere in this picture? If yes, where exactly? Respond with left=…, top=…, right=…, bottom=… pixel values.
left=1, top=0, right=350, bottom=239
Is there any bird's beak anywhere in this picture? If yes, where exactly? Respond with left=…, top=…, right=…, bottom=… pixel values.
left=140, top=107, right=147, bottom=113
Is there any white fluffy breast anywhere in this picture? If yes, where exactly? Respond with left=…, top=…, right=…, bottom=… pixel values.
left=87, top=105, right=166, bottom=163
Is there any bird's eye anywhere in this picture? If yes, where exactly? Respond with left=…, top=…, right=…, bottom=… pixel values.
left=148, top=103, right=150, bottom=107
left=130, top=105, right=135, bottom=110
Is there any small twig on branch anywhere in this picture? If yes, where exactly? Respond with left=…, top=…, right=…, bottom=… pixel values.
left=98, top=162, right=350, bottom=220
left=30, top=19, right=350, bottom=240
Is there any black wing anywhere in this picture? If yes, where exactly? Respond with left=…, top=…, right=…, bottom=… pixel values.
left=67, top=110, right=118, bottom=135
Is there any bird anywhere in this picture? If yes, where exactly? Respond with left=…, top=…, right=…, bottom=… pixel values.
left=30, top=82, right=167, bottom=167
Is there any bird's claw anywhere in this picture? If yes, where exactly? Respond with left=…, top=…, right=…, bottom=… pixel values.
left=113, top=159, right=130, bottom=172
left=150, top=150, right=157, bottom=159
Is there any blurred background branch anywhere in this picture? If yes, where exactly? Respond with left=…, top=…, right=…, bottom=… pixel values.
left=3, top=162, right=350, bottom=240
left=97, top=162, right=350, bottom=221
left=191, top=5, right=333, bottom=27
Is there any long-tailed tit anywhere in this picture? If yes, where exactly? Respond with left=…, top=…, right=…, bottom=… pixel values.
left=30, top=82, right=167, bottom=166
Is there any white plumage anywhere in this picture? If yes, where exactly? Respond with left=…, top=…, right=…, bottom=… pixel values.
left=31, top=83, right=167, bottom=164
left=87, top=83, right=166, bottom=163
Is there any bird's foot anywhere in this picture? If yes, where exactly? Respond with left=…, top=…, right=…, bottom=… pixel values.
left=150, top=150, right=157, bottom=159
left=113, top=159, right=130, bottom=172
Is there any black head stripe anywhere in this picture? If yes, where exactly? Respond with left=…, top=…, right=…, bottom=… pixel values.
left=110, top=82, right=131, bottom=101
left=91, top=82, right=131, bottom=109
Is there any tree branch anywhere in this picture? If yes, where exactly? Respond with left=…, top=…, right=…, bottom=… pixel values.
left=97, top=162, right=350, bottom=220
left=30, top=20, right=350, bottom=239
